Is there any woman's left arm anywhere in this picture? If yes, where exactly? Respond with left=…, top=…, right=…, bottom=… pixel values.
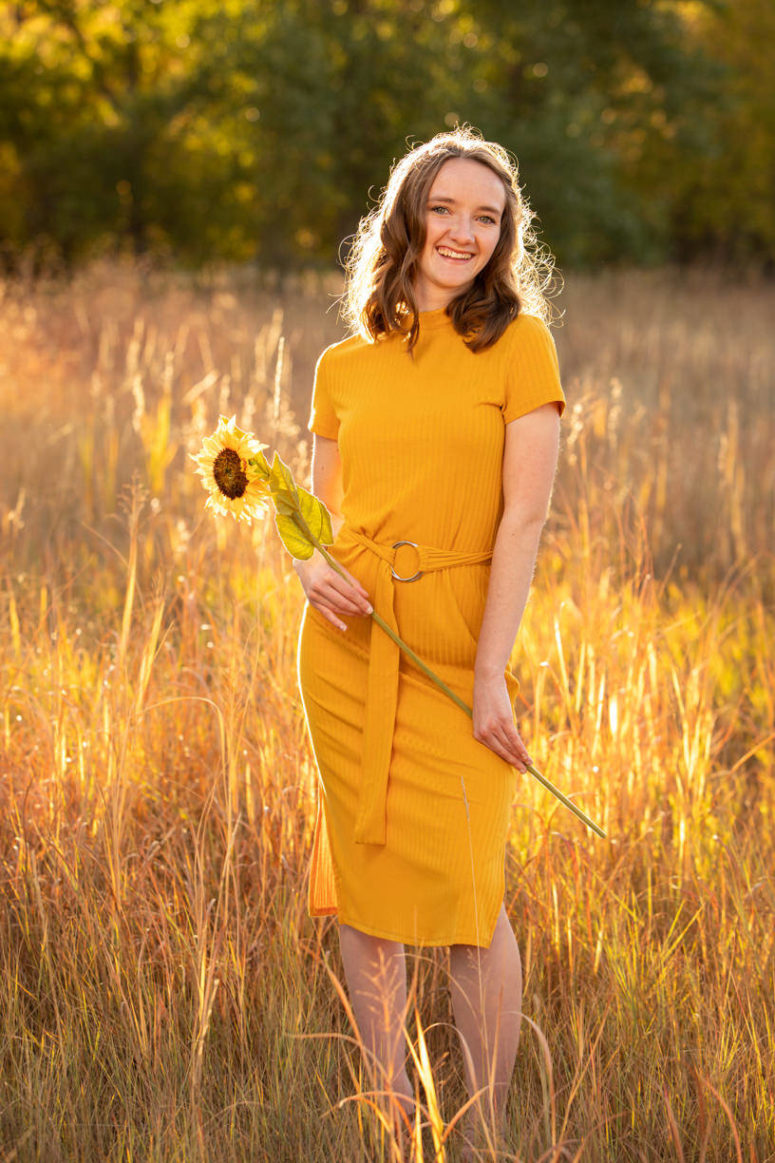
left=472, top=402, right=561, bottom=771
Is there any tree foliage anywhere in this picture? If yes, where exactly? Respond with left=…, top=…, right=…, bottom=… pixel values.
left=0, top=0, right=770, bottom=269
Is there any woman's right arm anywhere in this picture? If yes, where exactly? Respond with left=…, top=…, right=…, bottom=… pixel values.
left=293, top=434, right=373, bottom=631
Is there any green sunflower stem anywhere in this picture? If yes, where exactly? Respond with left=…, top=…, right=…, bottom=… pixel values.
left=290, top=510, right=606, bottom=840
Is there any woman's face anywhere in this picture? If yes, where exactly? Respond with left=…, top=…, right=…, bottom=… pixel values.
left=414, top=156, right=507, bottom=312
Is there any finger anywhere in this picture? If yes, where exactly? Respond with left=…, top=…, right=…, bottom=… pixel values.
left=494, top=737, right=526, bottom=770
left=309, top=572, right=355, bottom=604
left=330, top=565, right=370, bottom=609
left=497, top=742, right=526, bottom=771
left=323, top=586, right=372, bottom=617
left=326, top=560, right=370, bottom=600
left=340, top=566, right=371, bottom=602
left=475, top=729, right=522, bottom=769
left=495, top=722, right=532, bottom=765
left=324, top=589, right=369, bottom=617
left=325, top=574, right=373, bottom=615
left=502, top=740, right=531, bottom=772
left=314, top=602, right=349, bottom=633
left=487, top=727, right=529, bottom=771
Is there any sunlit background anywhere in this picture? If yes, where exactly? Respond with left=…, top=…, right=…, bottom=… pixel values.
left=0, top=3, right=773, bottom=1160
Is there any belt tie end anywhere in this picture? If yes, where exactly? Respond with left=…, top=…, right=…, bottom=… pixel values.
left=348, top=529, right=492, bottom=847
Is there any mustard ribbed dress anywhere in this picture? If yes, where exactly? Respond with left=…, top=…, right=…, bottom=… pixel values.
left=297, top=308, right=565, bottom=948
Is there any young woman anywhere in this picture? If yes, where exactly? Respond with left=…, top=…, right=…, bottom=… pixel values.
left=294, top=126, right=565, bottom=1154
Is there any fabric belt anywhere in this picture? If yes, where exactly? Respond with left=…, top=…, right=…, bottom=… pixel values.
left=343, top=528, right=493, bottom=846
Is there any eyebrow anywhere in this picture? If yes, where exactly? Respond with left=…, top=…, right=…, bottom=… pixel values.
left=428, top=194, right=504, bottom=216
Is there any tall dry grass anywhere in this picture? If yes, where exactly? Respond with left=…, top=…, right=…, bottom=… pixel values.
left=0, top=259, right=773, bottom=1161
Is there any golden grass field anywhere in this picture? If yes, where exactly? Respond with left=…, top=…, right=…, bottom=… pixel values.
left=0, top=261, right=773, bottom=1162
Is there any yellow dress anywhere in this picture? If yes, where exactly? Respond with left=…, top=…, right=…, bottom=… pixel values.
left=296, top=307, right=565, bottom=947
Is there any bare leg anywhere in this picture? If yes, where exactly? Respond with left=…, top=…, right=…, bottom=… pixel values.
left=338, top=924, right=415, bottom=1141
left=448, top=903, right=523, bottom=1154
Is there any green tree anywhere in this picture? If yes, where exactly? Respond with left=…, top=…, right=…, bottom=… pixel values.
left=452, top=0, right=724, bottom=263
left=0, top=0, right=770, bottom=269
left=666, top=0, right=775, bottom=264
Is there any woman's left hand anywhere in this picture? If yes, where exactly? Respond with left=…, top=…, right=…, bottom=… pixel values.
left=472, top=672, right=532, bottom=772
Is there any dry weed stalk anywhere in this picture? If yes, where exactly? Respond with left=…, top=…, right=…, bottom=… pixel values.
left=0, top=262, right=771, bottom=1161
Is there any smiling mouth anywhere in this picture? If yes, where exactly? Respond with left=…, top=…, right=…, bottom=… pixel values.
left=436, top=247, right=474, bottom=262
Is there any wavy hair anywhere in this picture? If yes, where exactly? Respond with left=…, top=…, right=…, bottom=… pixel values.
left=341, top=126, right=558, bottom=352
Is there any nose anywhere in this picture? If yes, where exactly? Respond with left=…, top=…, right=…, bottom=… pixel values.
left=448, top=213, right=475, bottom=244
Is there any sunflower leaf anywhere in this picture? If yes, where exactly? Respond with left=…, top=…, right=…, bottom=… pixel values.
left=247, top=449, right=272, bottom=481
left=269, top=452, right=298, bottom=499
left=297, top=483, right=334, bottom=545
left=275, top=513, right=315, bottom=559
left=273, top=495, right=296, bottom=517
left=274, top=484, right=333, bottom=558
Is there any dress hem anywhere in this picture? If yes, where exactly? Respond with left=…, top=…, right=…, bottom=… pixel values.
left=310, top=904, right=501, bottom=949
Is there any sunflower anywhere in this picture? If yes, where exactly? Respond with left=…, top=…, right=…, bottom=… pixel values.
left=191, top=415, right=271, bottom=523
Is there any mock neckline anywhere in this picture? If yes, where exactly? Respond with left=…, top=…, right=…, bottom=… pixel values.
left=416, top=306, right=453, bottom=330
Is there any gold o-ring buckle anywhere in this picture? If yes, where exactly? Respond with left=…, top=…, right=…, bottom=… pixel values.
left=391, top=540, right=422, bottom=582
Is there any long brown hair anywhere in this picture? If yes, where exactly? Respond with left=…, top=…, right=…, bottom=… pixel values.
left=342, top=126, right=557, bottom=352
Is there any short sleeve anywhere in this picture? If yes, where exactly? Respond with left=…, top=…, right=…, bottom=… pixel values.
left=307, top=350, right=340, bottom=439
left=502, top=314, right=565, bottom=424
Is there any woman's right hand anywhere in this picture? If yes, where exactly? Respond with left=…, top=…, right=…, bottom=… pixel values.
left=294, top=551, right=373, bottom=632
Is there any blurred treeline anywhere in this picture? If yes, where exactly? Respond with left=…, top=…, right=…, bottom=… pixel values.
left=1, top=0, right=773, bottom=271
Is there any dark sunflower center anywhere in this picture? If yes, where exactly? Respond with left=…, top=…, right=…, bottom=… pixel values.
left=213, top=448, right=248, bottom=500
